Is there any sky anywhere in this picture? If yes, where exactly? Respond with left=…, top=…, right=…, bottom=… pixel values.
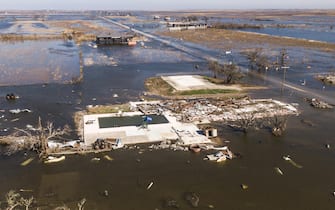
left=1, top=0, right=335, bottom=10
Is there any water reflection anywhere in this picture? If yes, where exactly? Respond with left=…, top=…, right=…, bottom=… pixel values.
left=0, top=40, right=80, bottom=86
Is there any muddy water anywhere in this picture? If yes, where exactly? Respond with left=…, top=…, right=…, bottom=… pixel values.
left=1, top=15, right=335, bottom=210
left=1, top=102, right=335, bottom=210
left=214, top=15, right=335, bottom=43
left=0, top=40, right=80, bottom=86
left=1, top=54, right=335, bottom=210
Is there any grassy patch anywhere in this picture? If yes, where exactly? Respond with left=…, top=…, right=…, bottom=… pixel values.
left=179, top=89, right=238, bottom=95
left=145, top=76, right=241, bottom=97
left=87, top=104, right=131, bottom=114
left=203, top=76, right=226, bottom=84
left=145, top=77, right=175, bottom=96
left=158, top=28, right=335, bottom=52
left=0, top=34, right=63, bottom=42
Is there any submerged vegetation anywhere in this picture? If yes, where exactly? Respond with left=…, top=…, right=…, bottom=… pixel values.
left=0, top=190, right=34, bottom=210
left=0, top=190, right=86, bottom=210
left=159, top=28, right=335, bottom=51
left=0, top=117, right=70, bottom=157
left=213, top=22, right=263, bottom=30
left=0, top=32, right=96, bottom=44
left=0, top=34, right=63, bottom=42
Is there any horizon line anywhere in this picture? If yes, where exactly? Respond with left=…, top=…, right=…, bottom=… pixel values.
left=1, top=8, right=335, bottom=12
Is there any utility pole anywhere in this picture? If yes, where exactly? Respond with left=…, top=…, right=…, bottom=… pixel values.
left=281, top=66, right=290, bottom=93
left=280, top=48, right=289, bottom=93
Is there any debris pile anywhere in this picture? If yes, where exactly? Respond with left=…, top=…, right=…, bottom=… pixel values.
left=316, top=74, right=335, bottom=84
left=132, top=98, right=299, bottom=124
left=205, top=146, right=234, bottom=162
left=9, top=109, right=32, bottom=114
left=307, top=98, right=333, bottom=109
left=5, top=93, right=18, bottom=100
left=148, top=140, right=189, bottom=151
left=92, top=138, right=124, bottom=150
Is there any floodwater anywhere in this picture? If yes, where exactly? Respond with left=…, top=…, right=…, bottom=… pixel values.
left=0, top=40, right=80, bottom=86
left=215, top=16, right=335, bottom=43
left=0, top=12, right=335, bottom=210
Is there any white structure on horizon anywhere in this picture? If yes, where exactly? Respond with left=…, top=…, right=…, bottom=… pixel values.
left=167, top=22, right=208, bottom=31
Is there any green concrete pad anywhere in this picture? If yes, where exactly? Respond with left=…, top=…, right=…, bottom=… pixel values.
left=98, top=114, right=169, bottom=128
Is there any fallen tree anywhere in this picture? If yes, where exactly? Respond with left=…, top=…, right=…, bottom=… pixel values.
left=0, top=117, right=70, bottom=157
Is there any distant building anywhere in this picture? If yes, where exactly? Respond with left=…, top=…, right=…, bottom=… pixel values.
left=96, top=35, right=136, bottom=46
left=167, top=22, right=208, bottom=31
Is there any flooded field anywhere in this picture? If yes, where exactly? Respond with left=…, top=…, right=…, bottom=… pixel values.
left=0, top=40, right=80, bottom=86
left=0, top=11, right=335, bottom=210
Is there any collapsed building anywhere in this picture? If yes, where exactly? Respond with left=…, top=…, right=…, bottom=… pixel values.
left=82, top=98, right=298, bottom=147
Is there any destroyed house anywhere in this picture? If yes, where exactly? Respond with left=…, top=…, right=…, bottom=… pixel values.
left=167, top=22, right=208, bottom=31
left=96, top=35, right=135, bottom=45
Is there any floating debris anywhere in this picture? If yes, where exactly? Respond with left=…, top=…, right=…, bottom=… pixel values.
left=307, top=98, right=333, bottom=109
left=103, top=190, right=109, bottom=197
left=11, top=118, right=19, bottom=122
left=283, top=155, right=291, bottom=161
left=216, top=155, right=227, bottom=162
left=104, top=155, right=114, bottom=161
left=112, top=138, right=124, bottom=150
left=26, top=124, right=36, bottom=131
left=147, top=181, right=154, bottom=190
left=274, top=167, right=284, bottom=175
left=44, top=155, right=66, bottom=164
left=9, top=109, right=32, bottom=114
left=19, top=189, right=33, bottom=192
left=164, top=197, right=179, bottom=209
left=91, top=157, right=101, bottom=162
left=189, top=144, right=201, bottom=153
left=315, top=74, right=335, bottom=84
left=20, top=157, right=34, bottom=166
left=5, top=93, right=18, bottom=100
left=241, top=184, right=248, bottom=190
left=184, top=192, right=200, bottom=207
left=283, top=155, right=303, bottom=168
left=205, top=147, right=233, bottom=162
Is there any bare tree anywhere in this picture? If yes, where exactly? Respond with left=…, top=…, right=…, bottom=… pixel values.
left=0, top=117, right=70, bottom=157
left=77, top=198, right=86, bottom=210
left=20, top=196, right=34, bottom=210
left=207, top=60, right=244, bottom=83
left=245, top=48, right=270, bottom=71
left=208, top=60, right=221, bottom=78
left=222, top=63, right=244, bottom=84
left=4, top=190, right=33, bottom=210
left=264, top=115, right=288, bottom=136
left=271, top=115, right=288, bottom=136
left=231, top=113, right=257, bottom=133
left=35, top=117, right=70, bottom=157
